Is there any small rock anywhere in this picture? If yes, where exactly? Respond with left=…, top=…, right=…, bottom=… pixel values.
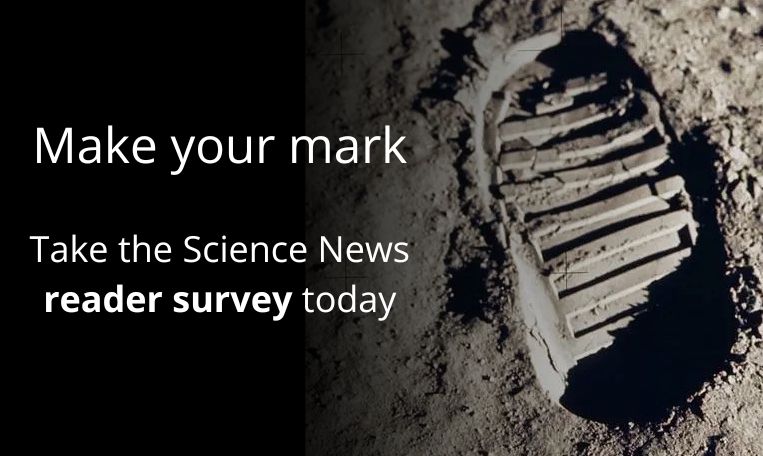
left=753, top=181, right=762, bottom=201
left=718, top=6, right=732, bottom=20
left=728, top=147, right=752, bottom=166
left=731, top=181, right=753, bottom=208
left=726, top=167, right=739, bottom=183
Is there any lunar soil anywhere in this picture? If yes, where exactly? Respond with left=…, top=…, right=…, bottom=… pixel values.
left=305, top=1, right=763, bottom=454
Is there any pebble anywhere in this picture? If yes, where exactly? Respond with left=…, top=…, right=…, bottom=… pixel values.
left=726, top=167, right=739, bottom=183
left=728, top=147, right=751, bottom=167
left=753, top=181, right=762, bottom=201
left=731, top=181, right=753, bottom=208
left=718, top=6, right=731, bottom=20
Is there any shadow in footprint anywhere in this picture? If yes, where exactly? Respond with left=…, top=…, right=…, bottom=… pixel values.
left=560, top=130, right=736, bottom=424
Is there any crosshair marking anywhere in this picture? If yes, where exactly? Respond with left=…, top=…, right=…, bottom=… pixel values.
left=325, top=262, right=368, bottom=291
left=306, top=31, right=364, bottom=75
left=549, top=252, right=589, bottom=291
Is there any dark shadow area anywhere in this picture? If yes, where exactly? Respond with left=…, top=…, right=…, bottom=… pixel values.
left=561, top=202, right=735, bottom=423
left=415, top=28, right=478, bottom=108
left=534, top=31, right=737, bottom=424
left=447, top=257, right=491, bottom=321
left=534, top=30, right=656, bottom=95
